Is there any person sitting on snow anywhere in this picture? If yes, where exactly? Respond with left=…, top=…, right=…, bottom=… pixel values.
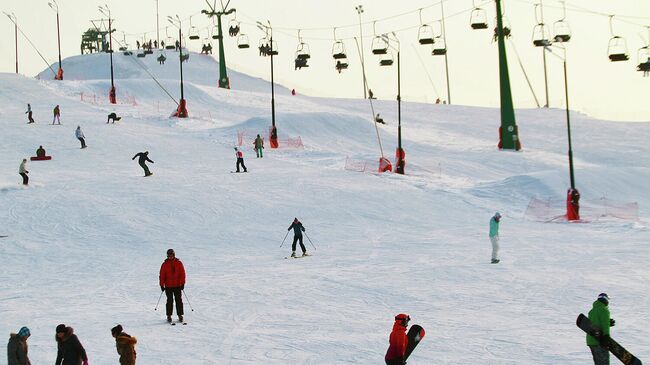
left=107, top=112, right=122, bottom=123
left=36, top=145, right=46, bottom=157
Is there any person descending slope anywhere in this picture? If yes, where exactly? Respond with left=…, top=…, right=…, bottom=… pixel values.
left=132, top=151, right=154, bottom=177
left=489, top=212, right=501, bottom=264
left=75, top=126, right=87, bottom=149
left=111, top=325, right=137, bottom=365
left=25, top=104, right=34, bottom=124
left=234, top=147, right=247, bottom=172
left=385, top=314, right=410, bottom=365
left=159, top=248, right=186, bottom=324
left=288, top=218, right=307, bottom=258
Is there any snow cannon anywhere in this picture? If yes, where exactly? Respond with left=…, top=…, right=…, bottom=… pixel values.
left=394, top=147, right=406, bottom=174
left=566, top=187, right=580, bottom=221
left=379, top=157, right=392, bottom=173
left=269, top=126, right=279, bottom=148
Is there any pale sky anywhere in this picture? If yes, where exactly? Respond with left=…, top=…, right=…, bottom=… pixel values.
left=2, top=0, right=649, bottom=121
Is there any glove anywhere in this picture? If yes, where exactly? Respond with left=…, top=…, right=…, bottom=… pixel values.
left=161, top=286, right=165, bottom=292
left=610, top=318, right=616, bottom=327
left=602, top=335, right=611, bottom=350
left=180, top=284, right=184, bottom=290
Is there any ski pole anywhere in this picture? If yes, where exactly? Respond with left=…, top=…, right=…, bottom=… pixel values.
left=154, top=290, right=164, bottom=311
left=279, top=230, right=290, bottom=248
left=304, top=232, right=317, bottom=250
left=182, top=289, right=194, bottom=312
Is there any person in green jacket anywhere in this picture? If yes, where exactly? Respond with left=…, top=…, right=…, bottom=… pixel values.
left=7, top=326, right=31, bottom=365
left=253, top=134, right=264, bottom=158
left=489, top=212, right=501, bottom=264
left=587, top=293, right=614, bottom=365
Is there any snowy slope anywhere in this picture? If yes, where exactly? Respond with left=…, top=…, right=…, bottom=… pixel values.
left=1, top=53, right=649, bottom=365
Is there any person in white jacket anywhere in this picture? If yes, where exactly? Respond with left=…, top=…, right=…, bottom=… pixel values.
left=75, top=126, right=87, bottom=149
left=19, top=159, right=28, bottom=185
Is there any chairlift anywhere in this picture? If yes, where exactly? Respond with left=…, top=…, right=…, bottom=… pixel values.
left=371, top=22, right=388, bottom=54
left=607, top=36, right=629, bottom=62
left=331, top=28, right=347, bottom=59
left=431, top=21, right=446, bottom=55
left=258, top=38, right=278, bottom=56
left=295, top=30, right=310, bottom=60
left=552, top=1, right=571, bottom=43
left=212, top=25, right=220, bottom=40
left=470, top=5, right=488, bottom=30
left=294, top=53, right=309, bottom=70
left=228, top=18, right=240, bottom=37
left=532, top=23, right=550, bottom=47
left=335, top=57, right=349, bottom=73
left=417, top=9, right=434, bottom=45
left=379, top=51, right=394, bottom=66
left=237, top=34, right=250, bottom=49
left=189, top=27, right=200, bottom=40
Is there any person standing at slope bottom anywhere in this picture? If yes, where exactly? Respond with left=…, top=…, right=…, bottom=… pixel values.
left=489, top=212, right=501, bottom=264
left=111, top=325, right=137, bottom=365
left=587, top=293, right=615, bottom=365
left=19, top=159, right=29, bottom=185
left=132, top=151, right=154, bottom=177
left=75, top=126, right=87, bottom=149
left=234, top=147, right=247, bottom=172
left=288, top=218, right=307, bottom=257
left=7, top=326, right=31, bottom=365
left=55, top=324, right=89, bottom=365
left=52, top=105, right=61, bottom=125
left=385, top=313, right=410, bottom=365
left=160, top=248, right=186, bottom=323
left=254, top=134, right=264, bottom=158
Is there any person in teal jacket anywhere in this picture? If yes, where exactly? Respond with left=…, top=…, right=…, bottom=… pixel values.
left=489, top=212, right=501, bottom=264
left=587, top=293, right=614, bottom=365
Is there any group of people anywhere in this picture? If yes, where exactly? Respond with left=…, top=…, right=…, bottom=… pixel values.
left=24, top=104, right=122, bottom=126
left=7, top=323, right=137, bottom=365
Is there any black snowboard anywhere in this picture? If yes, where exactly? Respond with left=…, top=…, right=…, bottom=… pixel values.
left=404, top=324, right=425, bottom=361
left=576, top=313, right=642, bottom=365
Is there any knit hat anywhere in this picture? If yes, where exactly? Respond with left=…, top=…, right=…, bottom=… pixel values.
left=598, top=293, right=610, bottom=304
left=111, top=324, right=123, bottom=336
left=17, top=327, right=30, bottom=338
left=495, top=212, right=501, bottom=219
left=56, top=324, right=66, bottom=333
left=167, top=248, right=175, bottom=256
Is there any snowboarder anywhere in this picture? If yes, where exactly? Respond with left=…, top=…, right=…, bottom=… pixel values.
left=52, top=105, right=61, bottom=125
left=375, top=113, right=386, bottom=125
left=19, top=159, right=28, bottom=185
left=159, top=248, right=186, bottom=323
left=7, top=326, right=31, bottom=365
left=55, top=324, right=88, bottom=365
left=291, top=88, right=296, bottom=96
left=25, top=104, right=34, bottom=124
left=36, top=146, right=46, bottom=158
left=587, top=293, right=614, bottom=365
left=234, top=147, right=247, bottom=172
left=368, top=89, right=375, bottom=99
left=288, top=218, right=307, bottom=257
left=489, top=212, right=501, bottom=264
left=385, top=313, right=410, bottom=365
left=254, top=134, right=264, bottom=158
left=107, top=112, right=122, bottom=123
left=132, top=151, right=154, bottom=177
left=75, top=126, right=87, bottom=148
left=111, top=325, right=137, bottom=365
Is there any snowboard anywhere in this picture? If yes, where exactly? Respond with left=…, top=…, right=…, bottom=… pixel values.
left=0, top=235, right=8, bottom=238
left=404, top=324, right=425, bottom=361
left=230, top=171, right=248, bottom=173
left=576, top=313, right=642, bottom=365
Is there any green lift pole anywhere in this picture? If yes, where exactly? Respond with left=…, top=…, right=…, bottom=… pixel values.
left=202, top=1, right=234, bottom=89
left=495, top=0, right=521, bottom=151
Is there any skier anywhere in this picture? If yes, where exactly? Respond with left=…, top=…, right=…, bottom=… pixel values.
left=489, top=212, right=501, bottom=264
left=587, top=293, right=614, bottom=365
left=368, top=89, right=375, bottom=99
left=111, top=325, right=137, bottom=365
left=385, top=313, right=410, bottom=365
left=25, top=104, right=34, bottom=124
left=159, top=248, right=186, bottom=323
left=52, top=105, right=61, bottom=125
left=107, top=112, right=122, bottom=123
left=55, top=324, right=89, bottom=365
left=254, top=134, right=264, bottom=158
left=234, top=147, right=247, bottom=172
left=75, top=126, right=87, bottom=149
left=287, top=217, right=307, bottom=257
left=7, top=326, right=31, bottom=365
left=291, top=88, right=296, bottom=96
left=19, top=159, right=28, bottom=185
left=375, top=113, right=386, bottom=125
left=36, top=146, right=46, bottom=158
left=132, top=151, right=154, bottom=177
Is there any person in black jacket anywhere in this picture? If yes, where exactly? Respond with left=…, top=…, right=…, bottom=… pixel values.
left=132, top=151, right=154, bottom=177
left=55, top=324, right=88, bottom=365
left=288, top=218, right=307, bottom=257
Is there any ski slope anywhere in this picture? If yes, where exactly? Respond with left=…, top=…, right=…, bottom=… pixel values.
left=1, top=51, right=649, bottom=364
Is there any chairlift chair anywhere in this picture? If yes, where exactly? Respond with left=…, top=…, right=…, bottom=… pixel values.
left=379, top=51, right=394, bottom=66
left=165, top=37, right=175, bottom=50
left=332, top=40, right=347, bottom=59
left=607, top=36, right=629, bottom=62
left=432, top=38, right=447, bottom=55
left=237, top=34, right=250, bottom=49
left=189, top=26, right=200, bottom=40
left=296, top=42, right=310, bottom=60
left=268, top=40, right=278, bottom=56
left=553, top=19, right=571, bottom=43
left=532, top=23, right=550, bottom=47
left=470, top=8, right=488, bottom=30
left=228, top=19, right=240, bottom=37
left=372, top=36, right=388, bottom=55
left=212, top=25, right=220, bottom=40
left=418, top=25, right=435, bottom=45
left=638, top=46, right=650, bottom=74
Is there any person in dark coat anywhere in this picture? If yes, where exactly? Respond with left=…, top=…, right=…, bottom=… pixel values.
left=25, top=104, right=34, bottom=124
left=36, top=146, right=46, bottom=157
left=55, top=324, right=88, bottom=365
left=159, top=248, right=186, bottom=323
left=107, top=112, right=122, bottom=123
left=253, top=134, right=264, bottom=158
left=385, top=314, right=410, bottom=365
left=234, top=147, right=247, bottom=172
left=288, top=218, right=307, bottom=257
left=7, top=326, right=31, bottom=365
left=132, top=151, right=154, bottom=177
left=111, top=325, right=137, bottom=365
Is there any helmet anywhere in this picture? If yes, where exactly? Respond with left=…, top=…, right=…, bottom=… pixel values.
left=167, top=248, right=175, bottom=256
left=394, top=313, right=410, bottom=327
left=598, top=293, right=610, bottom=304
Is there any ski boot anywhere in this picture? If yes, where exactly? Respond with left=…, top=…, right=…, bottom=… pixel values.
left=302, top=251, right=309, bottom=257
left=291, top=251, right=297, bottom=258
left=491, top=259, right=500, bottom=264
left=167, top=315, right=172, bottom=323
left=178, top=315, right=183, bottom=323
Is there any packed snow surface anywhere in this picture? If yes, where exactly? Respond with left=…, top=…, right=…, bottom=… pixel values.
left=2, top=52, right=649, bottom=364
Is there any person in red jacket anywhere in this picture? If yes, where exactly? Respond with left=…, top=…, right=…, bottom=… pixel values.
left=385, top=313, right=410, bottom=365
left=159, top=248, right=186, bottom=323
